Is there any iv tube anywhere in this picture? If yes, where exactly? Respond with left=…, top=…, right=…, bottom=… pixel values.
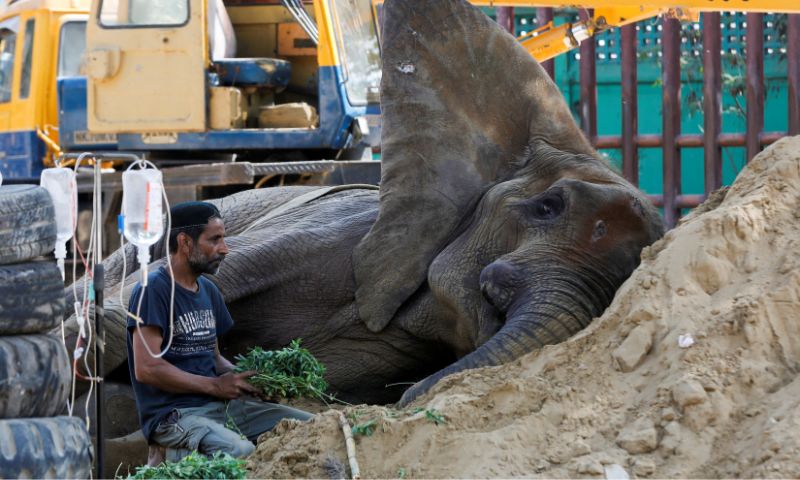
left=40, top=168, right=77, bottom=280
left=122, top=166, right=164, bottom=285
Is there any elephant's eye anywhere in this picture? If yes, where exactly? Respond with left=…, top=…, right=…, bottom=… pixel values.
left=531, top=194, right=564, bottom=220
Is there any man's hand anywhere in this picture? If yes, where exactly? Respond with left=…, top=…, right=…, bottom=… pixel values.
left=212, top=370, right=260, bottom=399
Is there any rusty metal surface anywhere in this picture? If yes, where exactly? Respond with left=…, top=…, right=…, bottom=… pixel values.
left=661, top=18, right=682, bottom=228
left=746, top=13, right=765, bottom=162
left=496, top=7, right=515, bottom=34
left=250, top=160, right=377, bottom=176
left=579, top=9, right=597, bottom=140
left=73, top=161, right=382, bottom=194
left=594, top=132, right=786, bottom=149
left=537, top=8, right=556, bottom=79
left=647, top=194, right=706, bottom=209
left=75, top=162, right=255, bottom=193
left=703, top=12, right=723, bottom=193
left=620, top=23, right=638, bottom=186
left=789, top=15, right=800, bottom=135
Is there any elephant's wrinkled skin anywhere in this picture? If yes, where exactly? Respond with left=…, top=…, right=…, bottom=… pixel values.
left=64, top=0, right=663, bottom=406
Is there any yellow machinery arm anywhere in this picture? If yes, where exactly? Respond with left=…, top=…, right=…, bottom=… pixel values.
left=518, top=5, right=689, bottom=61
left=480, top=0, right=799, bottom=13
left=463, top=1, right=800, bottom=62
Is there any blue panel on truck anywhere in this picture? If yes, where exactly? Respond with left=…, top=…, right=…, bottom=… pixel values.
left=119, top=128, right=327, bottom=150
left=57, top=77, right=119, bottom=152
left=0, top=130, right=44, bottom=180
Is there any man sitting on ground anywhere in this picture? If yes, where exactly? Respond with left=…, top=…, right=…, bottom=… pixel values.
left=126, top=201, right=311, bottom=461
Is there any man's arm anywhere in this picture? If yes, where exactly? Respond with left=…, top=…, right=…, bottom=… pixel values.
left=131, top=325, right=259, bottom=399
left=215, top=343, right=235, bottom=375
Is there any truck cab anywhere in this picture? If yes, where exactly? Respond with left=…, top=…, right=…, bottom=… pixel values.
left=58, top=0, right=381, bottom=165
left=0, top=0, right=88, bottom=179
left=0, top=0, right=382, bottom=181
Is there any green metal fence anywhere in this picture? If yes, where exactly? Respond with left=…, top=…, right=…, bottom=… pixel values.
left=491, top=8, right=793, bottom=200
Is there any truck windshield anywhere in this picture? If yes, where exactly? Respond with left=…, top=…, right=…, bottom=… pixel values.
left=330, top=0, right=381, bottom=106
left=58, top=21, right=86, bottom=77
left=99, top=0, right=189, bottom=27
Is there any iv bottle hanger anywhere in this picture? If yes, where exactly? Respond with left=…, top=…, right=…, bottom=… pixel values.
left=121, top=160, right=165, bottom=285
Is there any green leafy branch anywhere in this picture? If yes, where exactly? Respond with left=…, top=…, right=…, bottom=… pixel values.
left=638, top=15, right=789, bottom=122
left=233, top=339, right=328, bottom=401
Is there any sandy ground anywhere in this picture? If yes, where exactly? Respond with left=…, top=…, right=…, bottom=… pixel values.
left=247, top=136, right=800, bottom=479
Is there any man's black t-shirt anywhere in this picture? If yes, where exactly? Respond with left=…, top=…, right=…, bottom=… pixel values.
left=126, top=266, right=233, bottom=441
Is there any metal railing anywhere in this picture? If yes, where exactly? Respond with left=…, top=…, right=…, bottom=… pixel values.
left=497, top=8, right=800, bottom=227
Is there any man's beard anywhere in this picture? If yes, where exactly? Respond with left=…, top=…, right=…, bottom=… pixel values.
left=188, top=249, right=224, bottom=275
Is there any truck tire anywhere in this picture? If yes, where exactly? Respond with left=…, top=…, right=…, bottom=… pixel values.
left=0, top=185, right=56, bottom=265
left=0, top=335, right=71, bottom=418
left=0, top=416, right=93, bottom=479
left=0, top=261, right=66, bottom=335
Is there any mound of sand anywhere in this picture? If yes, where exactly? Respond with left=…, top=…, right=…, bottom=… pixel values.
left=248, top=136, right=800, bottom=479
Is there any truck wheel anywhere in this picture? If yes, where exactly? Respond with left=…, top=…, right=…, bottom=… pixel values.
left=0, top=416, right=93, bottom=479
left=0, top=185, right=56, bottom=265
left=0, top=261, right=66, bottom=335
left=0, top=335, right=71, bottom=418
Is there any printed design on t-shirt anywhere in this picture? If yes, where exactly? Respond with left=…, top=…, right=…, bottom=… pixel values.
left=169, top=309, right=217, bottom=355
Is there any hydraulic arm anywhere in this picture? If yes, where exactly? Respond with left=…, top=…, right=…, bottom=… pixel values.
left=518, top=5, right=697, bottom=61
left=402, top=0, right=800, bottom=62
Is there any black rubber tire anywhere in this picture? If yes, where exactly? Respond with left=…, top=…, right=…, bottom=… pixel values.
left=0, top=334, right=71, bottom=418
left=0, top=261, right=66, bottom=335
left=0, top=416, right=93, bottom=479
left=0, top=185, right=56, bottom=265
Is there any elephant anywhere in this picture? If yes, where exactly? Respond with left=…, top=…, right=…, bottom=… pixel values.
left=64, top=0, right=664, bottom=408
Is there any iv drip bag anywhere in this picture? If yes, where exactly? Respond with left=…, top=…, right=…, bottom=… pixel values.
left=40, top=168, right=77, bottom=280
left=122, top=168, right=164, bottom=283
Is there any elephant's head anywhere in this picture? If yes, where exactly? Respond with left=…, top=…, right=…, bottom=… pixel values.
left=353, top=0, right=664, bottom=405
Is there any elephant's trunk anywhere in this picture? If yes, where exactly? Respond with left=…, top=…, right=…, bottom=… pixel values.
left=398, top=271, right=614, bottom=406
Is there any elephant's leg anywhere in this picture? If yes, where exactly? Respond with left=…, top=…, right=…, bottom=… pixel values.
left=312, top=325, right=455, bottom=405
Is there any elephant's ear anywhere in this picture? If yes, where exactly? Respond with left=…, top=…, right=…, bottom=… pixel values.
left=354, top=0, right=594, bottom=332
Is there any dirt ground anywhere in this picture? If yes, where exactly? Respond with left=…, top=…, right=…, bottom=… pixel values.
left=247, top=136, right=800, bottom=479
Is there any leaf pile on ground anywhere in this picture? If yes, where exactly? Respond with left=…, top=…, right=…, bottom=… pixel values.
left=124, top=451, right=246, bottom=479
